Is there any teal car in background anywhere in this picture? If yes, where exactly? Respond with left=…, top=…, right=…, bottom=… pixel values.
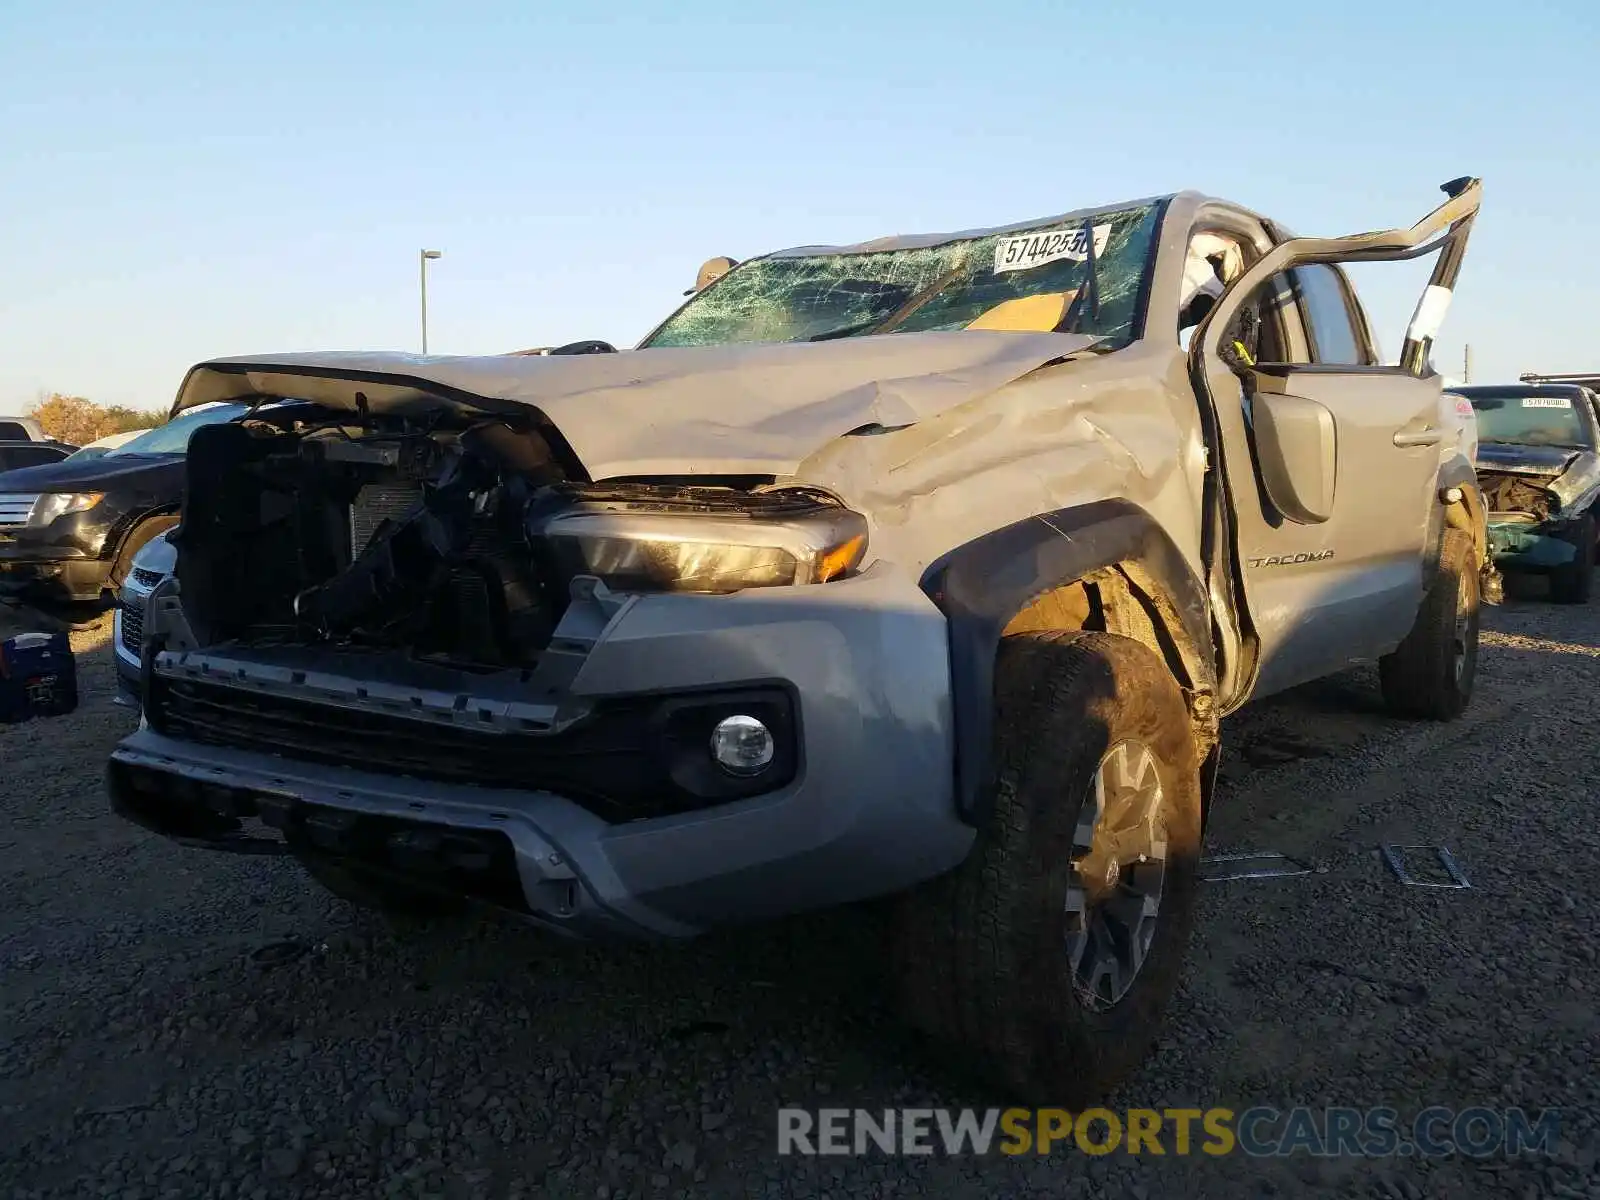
left=1456, top=382, right=1600, bottom=604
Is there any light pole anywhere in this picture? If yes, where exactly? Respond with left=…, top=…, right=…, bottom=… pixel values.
left=419, top=249, right=442, bottom=354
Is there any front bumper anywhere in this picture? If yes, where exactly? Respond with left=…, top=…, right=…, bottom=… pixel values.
left=0, top=508, right=119, bottom=601
left=107, top=565, right=974, bottom=939
left=0, top=548, right=112, bottom=602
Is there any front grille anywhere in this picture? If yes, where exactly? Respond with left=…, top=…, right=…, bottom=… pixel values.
left=151, top=675, right=663, bottom=822
left=147, top=676, right=798, bottom=823
left=131, top=566, right=165, bottom=589
left=0, top=494, right=37, bottom=527
left=120, top=603, right=146, bottom=657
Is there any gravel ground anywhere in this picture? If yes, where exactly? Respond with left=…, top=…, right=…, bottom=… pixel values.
left=2, top=588, right=1597, bottom=1200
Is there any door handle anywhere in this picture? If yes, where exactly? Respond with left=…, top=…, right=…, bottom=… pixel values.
left=1393, top=427, right=1442, bottom=448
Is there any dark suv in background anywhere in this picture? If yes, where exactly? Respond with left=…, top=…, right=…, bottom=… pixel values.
left=0, top=440, right=77, bottom=531
left=0, top=403, right=251, bottom=603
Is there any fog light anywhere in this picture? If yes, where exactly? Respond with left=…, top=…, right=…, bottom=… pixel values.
left=709, top=714, right=775, bottom=776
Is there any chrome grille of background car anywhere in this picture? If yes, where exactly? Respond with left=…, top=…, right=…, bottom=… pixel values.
left=0, top=494, right=38, bottom=527
left=118, top=566, right=163, bottom=658
left=349, top=483, right=425, bottom=556
left=120, top=603, right=145, bottom=657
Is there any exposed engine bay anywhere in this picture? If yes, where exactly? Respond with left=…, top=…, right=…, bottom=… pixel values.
left=172, top=401, right=864, bottom=673
left=1478, top=471, right=1558, bottom=523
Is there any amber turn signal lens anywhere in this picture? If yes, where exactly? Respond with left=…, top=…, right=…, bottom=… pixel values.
left=815, top=533, right=866, bottom=583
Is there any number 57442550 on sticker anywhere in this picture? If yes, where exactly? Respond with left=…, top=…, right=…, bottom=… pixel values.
left=992, top=223, right=1112, bottom=274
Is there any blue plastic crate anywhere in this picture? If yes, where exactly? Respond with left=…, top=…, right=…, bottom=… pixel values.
left=0, top=631, right=79, bottom=723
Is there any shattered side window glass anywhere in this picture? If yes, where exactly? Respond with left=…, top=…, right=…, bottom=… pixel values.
left=643, top=203, right=1161, bottom=350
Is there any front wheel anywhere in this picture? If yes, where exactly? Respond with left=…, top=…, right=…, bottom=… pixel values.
left=892, top=630, right=1204, bottom=1106
left=1549, top=515, right=1594, bottom=605
left=1379, top=528, right=1479, bottom=719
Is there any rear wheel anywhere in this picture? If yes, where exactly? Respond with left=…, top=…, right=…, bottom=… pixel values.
left=892, top=630, right=1204, bottom=1106
left=1549, top=515, right=1594, bottom=605
left=1379, top=528, right=1479, bottom=719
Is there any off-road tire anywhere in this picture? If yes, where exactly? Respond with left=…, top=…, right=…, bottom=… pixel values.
left=891, top=630, right=1204, bottom=1106
left=1379, top=528, right=1479, bottom=719
left=296, top=853, right=466, bottom=920
left=1549, top=515, right=1595, bottom=605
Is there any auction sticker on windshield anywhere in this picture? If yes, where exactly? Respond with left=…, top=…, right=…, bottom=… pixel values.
left=993, top=224, right=1112, bottom=274
left=1522, top=398, right=1571, bottom=408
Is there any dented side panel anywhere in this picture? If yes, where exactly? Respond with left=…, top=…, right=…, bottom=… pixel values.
left=791, top=342, right=1210, bottom=589
left=784, top=341, right=1217, bottom=822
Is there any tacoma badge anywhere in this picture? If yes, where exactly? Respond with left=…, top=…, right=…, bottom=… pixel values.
left=1247, top=550, right=1335, bottom=568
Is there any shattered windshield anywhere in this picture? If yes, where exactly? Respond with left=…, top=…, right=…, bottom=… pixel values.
left=642, top=202, right=1163, bottom=350
left=1465, top=393, right=1592, bottom=449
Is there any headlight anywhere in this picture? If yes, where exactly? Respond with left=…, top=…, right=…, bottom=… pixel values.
left=28, top=492, right=104, bottom=526
left=539, top=488, right=868, bottom=594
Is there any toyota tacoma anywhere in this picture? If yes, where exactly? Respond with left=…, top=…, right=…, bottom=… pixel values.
left=110, top=177, right=1486, bottom=1102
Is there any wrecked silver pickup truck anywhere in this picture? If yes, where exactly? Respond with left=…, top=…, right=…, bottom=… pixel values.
left=110, top=177, right=1485, bottom=1103
left=1454, top=381, right=1600, bottom=603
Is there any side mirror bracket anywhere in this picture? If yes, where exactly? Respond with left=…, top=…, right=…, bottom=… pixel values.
left=1249, top=386, right=1337, bottom=525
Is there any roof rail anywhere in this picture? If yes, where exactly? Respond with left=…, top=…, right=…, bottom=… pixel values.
left=1519, top=371, right=1600, bottom=386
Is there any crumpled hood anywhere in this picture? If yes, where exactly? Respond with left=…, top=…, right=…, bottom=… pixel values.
left=171, top=330, right=1101, bottom=479
left=1476, top=440, right=1600, bottom=519
left=0, top=452, right=186, bottom=495
left=1474, top=441, right=1582, bottom=476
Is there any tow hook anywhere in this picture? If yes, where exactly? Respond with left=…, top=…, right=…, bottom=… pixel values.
left=1186, top=688, right=1220, bottom=745
left=1481, top=562, right=1504, bottom=606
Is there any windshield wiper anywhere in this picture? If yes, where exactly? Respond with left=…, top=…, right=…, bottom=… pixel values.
left=1063, top=218, right=1101, bottom=333
left=808, top=261, right=974, bottom=344
left=870, top=262, right=971, bottom=336
left=808, top=317, right=885, bottom=342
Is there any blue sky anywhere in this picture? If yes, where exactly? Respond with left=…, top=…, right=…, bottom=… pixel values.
left=1, top=0, right=1595, bottom=411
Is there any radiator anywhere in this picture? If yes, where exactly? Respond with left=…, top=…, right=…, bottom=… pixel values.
left=348, top=483, right=424, bottom=556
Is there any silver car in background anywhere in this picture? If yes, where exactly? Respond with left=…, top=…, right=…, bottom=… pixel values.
left=113, top=531, right=175, bottom=708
